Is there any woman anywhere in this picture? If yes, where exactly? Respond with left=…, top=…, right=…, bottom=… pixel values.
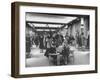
left=61, top=40, right=70, bottom=65
left=34, top=33, right=39, bottom=47
left=39, top=35, right=44, bottom=53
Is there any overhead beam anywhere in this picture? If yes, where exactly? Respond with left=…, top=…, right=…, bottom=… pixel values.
left=35, top=27, right=59, bottom=29
left=26, top=21, right=67, bottom=25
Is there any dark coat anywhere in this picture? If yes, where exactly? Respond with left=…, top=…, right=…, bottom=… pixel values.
left=44, top=47, right=56, bottom=57
left=39, top=36, right=44, bottom=49
left=61, top=46, right=70, bottom=58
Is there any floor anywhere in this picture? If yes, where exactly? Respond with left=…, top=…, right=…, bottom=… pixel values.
left=26, top=46, right=90, bottom=67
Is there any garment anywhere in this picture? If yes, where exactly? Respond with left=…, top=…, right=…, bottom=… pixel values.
left=75, top=34, right=79, bottom=45
left=43, top=35, right=46, bottom=48
left=80, top=33, right=86, bottom=47
left=46, top=37, right=52, bottom=48
left=65, top=34, right=70, bottom=44
left=44, top=47, right=56, bottom=57
left=39, top=36, right=44, bottom=49
left=26, top=36, right=32, bottom=52
left=61, top=46, right=70, bottom=64
left=69, top=35, right=75, bottom=44
left=56, top=45, right=63, bottom=53
left=55, top=34, right=64, bottom=47
left=34, top=35, right=39, bottom=46
left=87, top=35, right=90, bottom=49
left=78, top=35, right=82, bottom=47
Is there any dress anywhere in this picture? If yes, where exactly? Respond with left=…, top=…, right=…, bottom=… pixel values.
left=46, top=37, right=52, bottom=49
left=39, top=36, right=44, bottom=49
left=34, top=36, right=39, bottom=46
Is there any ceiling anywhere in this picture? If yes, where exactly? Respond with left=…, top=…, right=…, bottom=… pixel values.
left=26, top=13, right=78, bottom=32
left=26, top=13, right=77, bottom=24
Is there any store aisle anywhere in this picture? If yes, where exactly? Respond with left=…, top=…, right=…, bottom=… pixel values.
left=26, top=47, right=90, bottom=67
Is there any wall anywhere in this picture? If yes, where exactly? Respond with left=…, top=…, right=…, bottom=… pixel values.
left=68, top=16, right=89, bottom=38
left=0, top=0, right=100, bottom=80
left=69, top=20, right=81, bottom=37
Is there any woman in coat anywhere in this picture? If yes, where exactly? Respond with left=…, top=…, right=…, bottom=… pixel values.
left=39, top=35, right=44, bottom=53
